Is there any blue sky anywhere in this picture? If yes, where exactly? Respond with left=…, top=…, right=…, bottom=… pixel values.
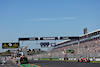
left=0, top=0, right=100, bottom=52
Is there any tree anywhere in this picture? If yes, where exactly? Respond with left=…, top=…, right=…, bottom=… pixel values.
left=29, top=49, right=31, bottom=51
left=32, top=49, right=34, bottom=51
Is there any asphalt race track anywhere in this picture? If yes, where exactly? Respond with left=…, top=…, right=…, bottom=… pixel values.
left=29, top=60, right=100, bottom=67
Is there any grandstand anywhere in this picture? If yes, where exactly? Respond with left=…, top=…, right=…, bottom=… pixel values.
left=32, top=29, right=100, bottom=61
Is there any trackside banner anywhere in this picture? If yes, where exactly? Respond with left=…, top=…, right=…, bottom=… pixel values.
left=19, top=37, right=79, bottom=41
left=2, top=43, right=19, bottom=49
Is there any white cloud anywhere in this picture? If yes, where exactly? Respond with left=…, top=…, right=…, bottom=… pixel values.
left=33, top=19, right=49, bottom=21
left=31, top=17, right=75, bottom=21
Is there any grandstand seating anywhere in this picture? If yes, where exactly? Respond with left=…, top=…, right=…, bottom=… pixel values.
left=32, top=29, right=100, bottom=59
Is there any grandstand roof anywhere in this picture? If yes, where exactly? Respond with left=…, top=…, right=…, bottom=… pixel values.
left=56, top=39, right=70, bottom=45
left=54, top=29, right=100, bottom=48
left=80, top=29, right=100, bottom=37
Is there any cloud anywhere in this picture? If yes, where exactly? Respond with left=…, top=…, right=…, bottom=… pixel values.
left=31, top=17, right=75, bottom=21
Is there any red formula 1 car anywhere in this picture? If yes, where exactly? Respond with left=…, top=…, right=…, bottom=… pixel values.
left=77, top=58, right=90, bottom=62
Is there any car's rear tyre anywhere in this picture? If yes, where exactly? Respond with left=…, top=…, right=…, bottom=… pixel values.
left=77, top=59, right=79, bottom=62
left=87, top=59, right=90, bottom=62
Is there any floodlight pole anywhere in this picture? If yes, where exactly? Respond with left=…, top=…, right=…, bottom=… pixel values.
left=18, top=39, right=20, bottom=57
left=55, top=40, right=56, bottom=45
left=78, top=39, right=80, bottom=59
left=87, top=34, right=89, bottom=59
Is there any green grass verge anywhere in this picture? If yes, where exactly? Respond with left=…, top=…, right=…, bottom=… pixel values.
left=40, top=58, right=77, bottom=62
left=40, top=58, right=100, bottom=63
left=90, top=61, right=100, bottom=63
left=40, top=58, right=59, bottom=61
left=65, top=60, right=77, bottom=62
